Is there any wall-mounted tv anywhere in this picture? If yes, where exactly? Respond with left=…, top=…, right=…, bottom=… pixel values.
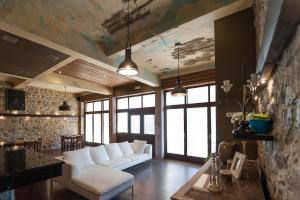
left=6, top=89, right=25, bottom=111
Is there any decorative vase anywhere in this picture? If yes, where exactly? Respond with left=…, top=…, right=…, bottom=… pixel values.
left=218, top=141, right=236, bottom=164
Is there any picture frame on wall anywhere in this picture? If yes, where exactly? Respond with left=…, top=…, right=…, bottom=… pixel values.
left=230, top=151, right=246, bottom=179
left=6, top=89, right=25, bottom=111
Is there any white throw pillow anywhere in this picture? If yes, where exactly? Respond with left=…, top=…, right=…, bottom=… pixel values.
left=118, top=141, right=134, bottom=156
left=89, top=145, right=110, bottom=164
left=104, top=143, right=124, bottom=159
left=132, top=140, right=147, bottom=154
left=63, top=147, right=95, bottom=169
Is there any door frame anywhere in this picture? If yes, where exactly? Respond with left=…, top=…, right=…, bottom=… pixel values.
left=164, top=84, right=216, bottom=163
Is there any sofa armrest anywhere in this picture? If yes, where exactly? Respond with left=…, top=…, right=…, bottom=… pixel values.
left=54, top=156, right=81, bottom=181
left=144, top=144, right=152, bottom=159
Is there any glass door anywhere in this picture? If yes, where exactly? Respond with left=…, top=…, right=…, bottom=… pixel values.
left=166, top=109, right=185, bottom=155
left=187, top=107, right=208, bottom=158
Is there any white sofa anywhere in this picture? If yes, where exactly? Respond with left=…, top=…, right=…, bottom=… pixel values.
left=53, top=141, right=152, bottom=200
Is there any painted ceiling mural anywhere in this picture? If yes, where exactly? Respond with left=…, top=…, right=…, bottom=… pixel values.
left=0, top=0, right=250, bottom=77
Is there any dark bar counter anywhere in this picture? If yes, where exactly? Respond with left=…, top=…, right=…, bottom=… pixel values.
left=0, top=148, right=63, bottom=193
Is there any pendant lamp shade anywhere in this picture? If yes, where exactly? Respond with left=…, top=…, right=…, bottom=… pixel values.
left=117, top=0, right=139, bottom=76
left=59, top=86, right=71, bottom=111
left=117, top=48, right=138, bottom=76
left=59, top=101, right=71, bottom=111
left=171, top=43, right=187, bottom=97
left=171, top=78, right=188, bottom=97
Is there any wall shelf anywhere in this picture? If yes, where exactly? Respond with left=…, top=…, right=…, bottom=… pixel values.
left=256, top=0, right=300, bottom=80
left=232, top=129, right=274, bottom=141
left=0, top=113, right=79, bottom=118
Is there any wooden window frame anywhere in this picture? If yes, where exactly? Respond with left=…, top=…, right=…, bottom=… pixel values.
left=116, top=93, right=155, bottom=135
left=84, top=99, right=109, bottom=145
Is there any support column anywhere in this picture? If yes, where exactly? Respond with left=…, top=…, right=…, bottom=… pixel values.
left=155, top=88, right=164, bottom=159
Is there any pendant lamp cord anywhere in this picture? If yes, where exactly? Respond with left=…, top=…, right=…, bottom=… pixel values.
left=64, top=86, right=67, bottom=100
left=177, top=44, right=180, bottom=78
left=126, top=0, right=130, bottom=49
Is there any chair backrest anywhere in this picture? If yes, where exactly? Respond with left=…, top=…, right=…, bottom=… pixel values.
left=36, top=138, right=42, bottom=152
left=75, top=135, right=83, bottom=142
left=24, top=138, right=42, bottom=152
left=24, top=141, right=37, bottom=151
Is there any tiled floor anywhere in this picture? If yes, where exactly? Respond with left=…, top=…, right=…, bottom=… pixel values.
left=50, top=156, right=200, bottom=200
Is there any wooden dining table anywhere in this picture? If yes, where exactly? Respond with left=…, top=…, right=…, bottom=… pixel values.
left=61, top=134, right=84, bottom=152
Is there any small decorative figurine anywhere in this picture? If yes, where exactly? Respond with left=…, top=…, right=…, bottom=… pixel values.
left=207, top=153, right=222, bottom=193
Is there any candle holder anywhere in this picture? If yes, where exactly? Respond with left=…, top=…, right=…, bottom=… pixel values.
left=207, top=153, right=222, bottom=193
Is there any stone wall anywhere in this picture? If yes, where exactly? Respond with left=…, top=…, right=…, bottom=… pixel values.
left=0, top=82, right=78, bottom=149
left=253, top=1, right=300, bottom=199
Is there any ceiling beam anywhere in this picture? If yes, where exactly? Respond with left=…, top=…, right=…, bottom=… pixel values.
left=14, top=56, right=77, bottom=89
left=35, top=73, right=112, bottom=95
left=0, top=21, right=160, bottom=87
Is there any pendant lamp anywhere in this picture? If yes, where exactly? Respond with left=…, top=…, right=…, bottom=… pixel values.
left=171, top=43, right=187, bottom=97
left=117, top=0, right=139, bottom=76
left=59, top=86, right=71, bottom=111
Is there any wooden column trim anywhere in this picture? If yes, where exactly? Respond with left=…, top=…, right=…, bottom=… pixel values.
left=110, top=96, right=117, bottom=143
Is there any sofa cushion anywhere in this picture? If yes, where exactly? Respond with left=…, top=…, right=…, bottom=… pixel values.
left=105, top=143, right=124, bottom=159
left=132, top=140, right=147, bottom=154
left=89, top=145, right=110, bottom=165
left=100, top=157, right=131, bottom=168
left=118, top=141, right=134, bottom=156
left=125, top=153, right=149, bottom=161
left=63, top=147, right=95, bottom=170
left=72, top=165, right=133, bottom=196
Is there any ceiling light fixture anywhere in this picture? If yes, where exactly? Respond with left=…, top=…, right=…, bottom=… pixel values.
left=171, top=43, right=187, bottom=97
left=117, top=0, right=139, bottom=76
left=59, top=86, right=71, bottom=111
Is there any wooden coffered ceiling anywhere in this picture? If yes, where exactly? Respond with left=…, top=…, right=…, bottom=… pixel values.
left=54, top=59, right=134, bottom=87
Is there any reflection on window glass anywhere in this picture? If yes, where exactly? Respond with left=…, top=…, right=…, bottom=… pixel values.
left=129, top=96, right=141, bottom=108
left=130, top=115, right=140, bottom=134
left=117, top=98, right=128, bottom=109
left=94, top=114, right=101, bottom=143
left=166, top=92, right=185, bottom=106
left=86, top=103, right=93, bottom=112
left=210, top=85, right=216, bottom=102
left=187, top=107, right=208, bottom=158
left=143, top=94, right=155, bottom=107
left=117, top=112, right=128, bottom=133
left=103, top=113, right=109, bottom=144
left=103, top=100, right=109, bottom=110
left=85, top=114, right=93, bottom=142
left=188, top=87, right=208, bottom=104
left=211, top=107, right=216, bottom=153
left=167, top=109, right=184, bottom=155
left=94, top=101, right=101, bottom=111
left=144, top=115, right=155, bottom=135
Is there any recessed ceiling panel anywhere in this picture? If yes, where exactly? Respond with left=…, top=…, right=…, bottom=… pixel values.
left=0, top=30, right=69, bottom=78
left=55, top=59, right=135, bottom=87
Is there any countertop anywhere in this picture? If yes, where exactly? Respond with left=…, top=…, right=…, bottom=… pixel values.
left=0, top=148, right=64, bottom=192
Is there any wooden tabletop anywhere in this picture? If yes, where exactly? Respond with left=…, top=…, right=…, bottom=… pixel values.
left=0, top=140, right=36, bottom=148
left=61, top=135, right=81, bottom=139
left=171, top=159, right=265, bottom=200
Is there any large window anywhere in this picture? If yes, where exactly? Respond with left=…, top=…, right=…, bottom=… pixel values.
left=117, top=93, right=155, bottom=135
left=165, top=85, right=216, bottom=160
left=84, top=100, right=110, bottom=144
